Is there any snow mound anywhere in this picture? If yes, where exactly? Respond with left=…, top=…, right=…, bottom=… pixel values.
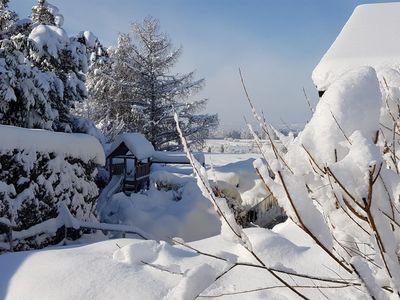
left=100, top=182, right=221, bottom=242
left=29, top=25, right=68, bottom=59
left=113, top=240, right=161, bottom=264
left=108, top=133, right=155, bottom=160
left=80, top=31, right=98, bottom=48
left=313, top=3, right=400, bottom=90
left=0, top=222, right=365, bottom=299
left=289, top=66, right=381, bottom=171
left=165, top=264, right=218, bottom=299
left=207, top=158, right=273, bottom=208
left=0, top=124, right=105, bottom=165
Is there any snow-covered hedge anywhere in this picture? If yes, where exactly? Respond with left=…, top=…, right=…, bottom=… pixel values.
left=0, top=125, right=105, bottom=251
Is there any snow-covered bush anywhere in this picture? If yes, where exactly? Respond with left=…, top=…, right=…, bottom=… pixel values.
left=175, top=66, right=400, bottom=298
left=0, top=125, right=105, bottom=251
left=249, top=66, right=400, bottom=298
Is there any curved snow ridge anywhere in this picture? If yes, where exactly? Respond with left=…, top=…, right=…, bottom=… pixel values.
left=0, top=124, right=105, bottom=165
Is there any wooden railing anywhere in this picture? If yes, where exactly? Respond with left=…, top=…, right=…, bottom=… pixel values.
left=136, top=162, right=151, bottom=179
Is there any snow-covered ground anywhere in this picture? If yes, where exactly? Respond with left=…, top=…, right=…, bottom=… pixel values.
left=97, top=152, right=274, bottom=242
left=0, top=148, right=363, bottom=299
left=0, top=220, right=362, bottom=300
left=203, top=139, right=273, bottom=154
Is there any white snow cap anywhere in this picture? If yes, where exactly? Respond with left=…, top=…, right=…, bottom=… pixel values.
left=81, top=31, right=98, bottom=48
left=29, top=25, right=68, bottom=59
left=109, top=133, right=155, bottom=160
left=288, top=66, right=381, bottom=171
left=0, top=125, right=105, bottom=165
left=313, top=3, right=400, bottom=91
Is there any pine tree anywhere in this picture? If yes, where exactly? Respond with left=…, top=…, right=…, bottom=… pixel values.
left=85, top=33, right=139, bottom=138
left=0, top=31, right=58, bottom=129
left=28, top=0, right=88, bottom=132
left=0, top=0, right=17, bottom=36
left=31, top=0, right=61, bottom=27
left=0, top=0, right=98, bottom=132
left=86, top=17, right=218, bottom=149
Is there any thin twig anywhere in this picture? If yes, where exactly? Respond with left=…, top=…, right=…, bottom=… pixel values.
left=329, top=109, right=352, bottom=145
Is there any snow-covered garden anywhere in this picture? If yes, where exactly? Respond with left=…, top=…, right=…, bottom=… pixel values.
left=2, top=1, right=400, bottom=299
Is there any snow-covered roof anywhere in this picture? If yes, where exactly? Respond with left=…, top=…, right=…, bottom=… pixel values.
left=0, top=125, right=105, bottom=165
left=108, top=133, right=155, bottom=160
left=312, top=3, right=400, bottom=91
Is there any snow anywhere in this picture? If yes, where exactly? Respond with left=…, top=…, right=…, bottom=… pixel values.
left=165, top=263, right=219, bottom=299
left=45, top=2, right=64, bottom=27
left=6, top=20, right=400, bottom=294
left=0, top=220, right=364, bottom=300
left=206, top=157, right=272, bottom=209
left=28, top=25, right=68, bottom=59
left=313, top=3, right=400, bottom=90
left=152, top=150, right=205, bottom=165
left=99, top=182, right=221, bottom=242
left=288, top=66, right=381, bottom=171
left=0, top=124, right=105, bottom=165
left=80, top=31, right=98, bottom=48
left=108, top=132, right=155, bottom=160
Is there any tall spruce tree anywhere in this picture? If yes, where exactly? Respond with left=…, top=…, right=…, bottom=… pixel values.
left=29, top=0, right=88, bottom=132
left=86, top=17, right=218, bottom=149
left=0, top=1, right=59, bottom=129
left=0, top=0, right=94, bottom=132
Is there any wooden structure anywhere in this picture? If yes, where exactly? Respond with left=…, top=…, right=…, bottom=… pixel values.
left=107, top=133, right=206, bottom=194
left=107, top=133, right=154, bottom=194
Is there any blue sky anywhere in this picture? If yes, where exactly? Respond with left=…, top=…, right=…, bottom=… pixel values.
left=10, top=0, right=398, bottom=129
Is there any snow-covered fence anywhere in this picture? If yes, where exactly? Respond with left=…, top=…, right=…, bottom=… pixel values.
left=0, top=125, right=105, bottom=251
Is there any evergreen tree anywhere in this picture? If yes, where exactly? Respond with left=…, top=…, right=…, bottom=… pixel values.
left=0, top=0, right=98, bottom=132
left=31, top=0, right=61, bottom=27
left=29, top=1, right=88, bottom=131
left=0, top=31, right=58, bottom=129
left=85, top=33, right=139, bottom=138
left=86, top=17, right=218, bottom=149
left=0, top=0, right=17, bottom=35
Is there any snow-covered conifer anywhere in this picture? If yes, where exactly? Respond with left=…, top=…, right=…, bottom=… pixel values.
left=0, top=36, right=58, bottom=129
left=85, top=17, right=218, bottom=149
left=28, top=1, right=88, bottom=132
left=0, top=0, right=17, bottom=36
left=31, top=0, right=62, bottom=27
left=0, top=1, right=108, bottom=134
